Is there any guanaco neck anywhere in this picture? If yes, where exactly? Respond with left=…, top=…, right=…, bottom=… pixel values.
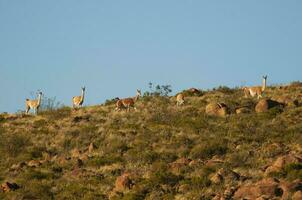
left=133, top=94, right=140, bottom=102
left=37, top=93, right=42, bottom=106
left=262, top=78, right=267, bottom=91
left=80, top=89, right=85, bottom=102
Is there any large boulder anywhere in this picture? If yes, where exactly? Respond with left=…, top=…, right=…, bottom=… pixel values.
left=255, top=99, right=283, bottom=113
left=233, top=178, right=302, bottom=199
left=293, top=191, right=302, bottom=200
left=265, top=154, right=302, bottom=175
left=206, top=103, right=229, bottom=117
left=233, top=178, right=282, bottom=199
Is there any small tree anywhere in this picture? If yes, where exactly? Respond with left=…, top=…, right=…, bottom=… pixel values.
left=145, top=82, right=172, bottom=97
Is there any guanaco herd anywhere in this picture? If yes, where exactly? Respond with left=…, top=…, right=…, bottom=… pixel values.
left=25, top=76, right=268, bottom=115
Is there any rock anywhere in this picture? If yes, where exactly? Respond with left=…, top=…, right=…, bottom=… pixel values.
left=293, top=191, right=302, bottom=200
left=255, top=99, right=283, bottom=113
left=278, top=179, right=302, bottom=199
left=27, top=160, right=41, bottom=168
left=0, top=182, right=20, bottom=192
left=114, top=173, right=133, bottom=192
left=206, top=103, right=229, bottom=117
left=233, top=178, right=282, bottom=199
left=235, top=107, right=251, bottom=114
left=265, top=154, right=302, bottom=175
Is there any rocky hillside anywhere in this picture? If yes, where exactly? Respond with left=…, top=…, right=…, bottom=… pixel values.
left=0, top=83, right=302, bottom=200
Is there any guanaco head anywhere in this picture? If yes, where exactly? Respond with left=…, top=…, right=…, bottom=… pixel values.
left=263, top=75, right=268, bottom=80
left=136, top=89, right=141, bottom=97
left=81, top=87, right=86, bottom=92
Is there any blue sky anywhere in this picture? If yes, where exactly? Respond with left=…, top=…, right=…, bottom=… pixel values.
left=0, top=1, right=301, bottom=112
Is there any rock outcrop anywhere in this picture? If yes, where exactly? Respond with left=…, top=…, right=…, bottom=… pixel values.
left=206, top=103, right=229, bottom=117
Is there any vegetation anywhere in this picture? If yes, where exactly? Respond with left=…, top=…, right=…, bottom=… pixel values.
left=0, top=83, right=302, bottom=199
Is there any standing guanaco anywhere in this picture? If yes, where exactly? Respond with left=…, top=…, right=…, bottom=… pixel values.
left=72, top=87, right=85, bottom=109
left=176, top=93, right=185, bottom=106
left=115, top=90, right=141, bottom=112
left=25, top=91, right=43, bottom=114
left=243, top=75, right=267, bottom=99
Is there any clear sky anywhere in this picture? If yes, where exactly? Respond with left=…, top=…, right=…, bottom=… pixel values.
left=1, top=1, right=301, bottom=113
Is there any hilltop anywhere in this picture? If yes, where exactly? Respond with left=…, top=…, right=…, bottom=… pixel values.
left=0, top=82, right=302, bottom=199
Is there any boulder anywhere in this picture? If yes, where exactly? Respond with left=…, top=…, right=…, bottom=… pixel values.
left=206, top=103, right=229, bottom=117
left=293, top=191, right=302, bottom=200
left=265, top=154, right=302, bottom=175
left=255, top=99, right=283, bottom=113
left=233, top=178, right=282, bottom=199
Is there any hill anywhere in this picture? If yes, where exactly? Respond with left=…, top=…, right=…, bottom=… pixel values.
left=0, top=83, right=302, bottom=199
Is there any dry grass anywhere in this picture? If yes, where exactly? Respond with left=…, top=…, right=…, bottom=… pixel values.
left=0, top=84, right=302, bottom=199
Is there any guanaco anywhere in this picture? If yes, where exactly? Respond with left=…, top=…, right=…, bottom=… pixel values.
left=116, top=90, right=141, bottom=112
left=176, top=93, right=185, bottom=106
left=243, top=75, right=267, bottom=99
left=72, top=87, right=85, bottom=109
left=25, top=91, right=42, bottom=114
